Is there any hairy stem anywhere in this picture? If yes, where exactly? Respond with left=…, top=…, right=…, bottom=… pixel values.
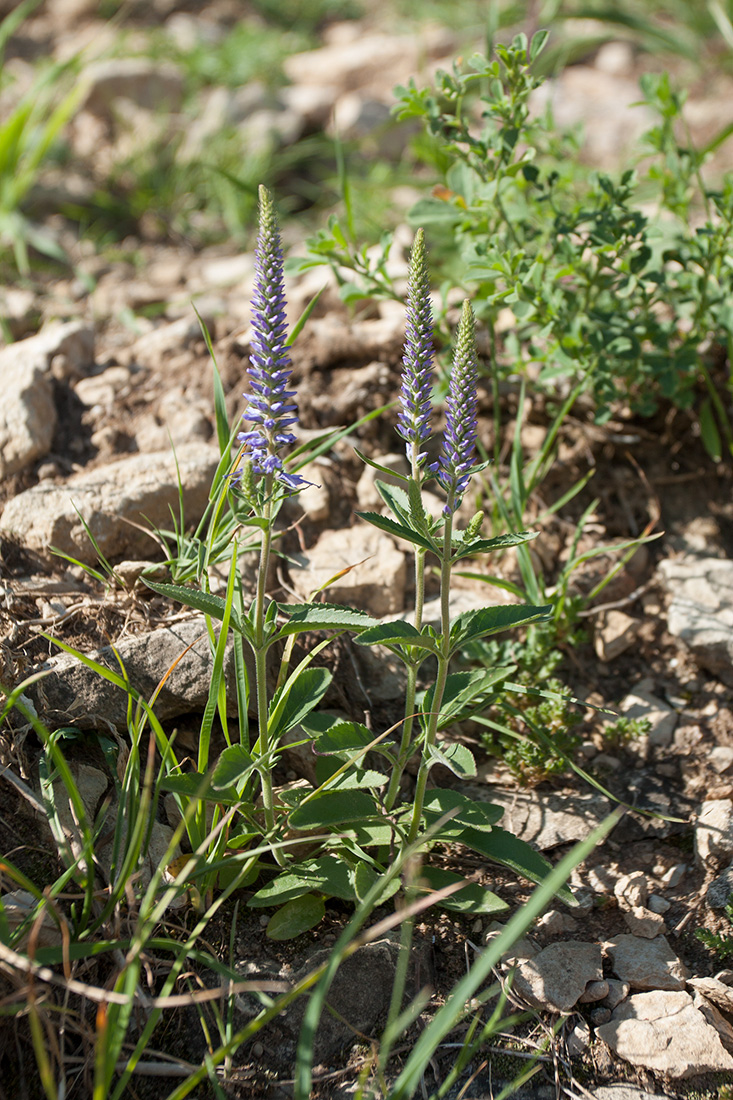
left=408, top=513, right=453, bottom=843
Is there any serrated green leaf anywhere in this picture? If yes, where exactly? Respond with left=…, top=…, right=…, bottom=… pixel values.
left=288, top=789, right=379, bottom=830
left=425, top=741, right=476, bottom=778
left=266, top=894, right=325, bottom=940
left=210, top=745, right=256, bottom=791
left=450, top=604, right=552, bottom=651
left=420, top=867, right=509, bottom=916
left=421, top=668, right=510, bottom=731
left=355, top=511, right=436, bottom=552
left=142, top=579, right=244, bottom=634
left=353, top=449, right=409, bottom=483
left=375, top=479, right=412, bottom=524
left=458, top=826, right=575, bottom=905
left=300, top=713, right=374, bottom=754
left=452, top=530, right=539, bottom=560
left=423, top=789, right=503, bottom=832
left=354, top=620, right=440, bottom=655
left=268, top=668, right=331, bottom=742
left=275, top=603, right=375, bottom=637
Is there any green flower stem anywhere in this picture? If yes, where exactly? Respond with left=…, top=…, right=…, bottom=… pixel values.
left=253, top=475, right=275, bottom=836
left=384, top=544, right=427, bottom=812
left=408, top=510, right=454, bottom=843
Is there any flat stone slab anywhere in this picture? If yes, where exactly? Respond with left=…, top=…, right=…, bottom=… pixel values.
left=605, top=934, right=689, bottom=991
left=659, top=556, right=733, bottom=686
left=596, top=989, right=733, bottom=1078
left=463, top=786, right=610, bottom=850
left=26, top=614, right=245, bottom=730
left=512, top=940, right=603, bottom=1013
left=0, top=443, right=219, bottom=563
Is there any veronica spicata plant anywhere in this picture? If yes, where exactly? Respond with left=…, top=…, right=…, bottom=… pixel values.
left=141, top=205, right=579, bottom=940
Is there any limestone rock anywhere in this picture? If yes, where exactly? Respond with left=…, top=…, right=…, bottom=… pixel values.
left=618, top=687, right=678, bottom=747
left=688, top=975, right=733, bottom=1015
left=596, top=989, right=733, bottom=1077
left=696, top=799, right=733, bottom=865
left=0, top=321, right=95, bottom=477
left=622, top=906, right=665, bottom=939
left=27, top=615, right=248, bottom=731
left=81, top=58, right=184, bottom=119
left=464, top=786, right=609, bottom=851
left=605, top=934, right=688, bottom=991
left=289, top=526, right=405, bottom=617
left=659, top=556, right=733, bottom=686
left=0, top=444, right=220, bottom=563
left=594, top=610, right=639, bottom=661
left=511, top=940, right=603, bottom=1013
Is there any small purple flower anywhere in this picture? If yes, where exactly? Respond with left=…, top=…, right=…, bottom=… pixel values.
left=236, top=185, right=307, bottom=495
left=396, top=228, right=434, bottom=470
left=434, top=299, right=479, bottom=516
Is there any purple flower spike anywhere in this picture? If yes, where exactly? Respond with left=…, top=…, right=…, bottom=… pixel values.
left=396, top=228, right=434, bottom=470
left=236, top=185, right=308, bottom=495
left=434, top=299, right=479, bottom=516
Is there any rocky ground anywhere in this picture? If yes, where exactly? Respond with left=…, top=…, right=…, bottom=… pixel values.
left=4, top=3, right=733, bottom=1099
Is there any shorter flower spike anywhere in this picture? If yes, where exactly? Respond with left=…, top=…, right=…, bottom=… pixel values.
left=235, top=185, right=308, bottom=495
left=434, top=299, right=479, bottom=516
left=396, top=228, right=434, bottom=471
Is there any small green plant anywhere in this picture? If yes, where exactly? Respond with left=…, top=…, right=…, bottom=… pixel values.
left=697, top=893, right=733, bottom=961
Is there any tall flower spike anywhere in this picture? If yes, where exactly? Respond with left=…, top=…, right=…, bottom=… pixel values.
left=236, top=185, right=307, bottom=494
left=396, top=228, right=434, bottom=471
left=434, top=299, right=479, bottom=516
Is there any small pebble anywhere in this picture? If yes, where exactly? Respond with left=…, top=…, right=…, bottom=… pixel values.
left=252, top=1042, right=264, bottom=1057
left=661, top=863, right=687, bottom=888
left=578, top=979, right=609, bottom=1004
left=614, top=871, right=649, bottom=909
left=593, top=753, right=622, bottom=771
left=579, top=740, right=598, bottom=760
left=588, top=866, right=615, bottom=894
left=715, top=970, right=733, bottom=986
left=601, top=979, right=630, bottom=1010
left=623, top=905, right=665, bottom=938
left=566, top=1019, right=590, bottom=1057
left=647, top=893, right=671, bottom=915
left=590, top=1006, right=612, bottom=1026
left=259, top=915, right=269, bottom=927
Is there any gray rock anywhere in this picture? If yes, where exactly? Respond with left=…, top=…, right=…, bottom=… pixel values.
left=693, top=990, right=733, bottom=1053
left=566, top=1018, right=590, bottom=1056
left=578, top=979, right=609, bottom=1004
left=688, top=976, right=733, bottom=1015
left=595, top=989, right=733, bottom=1077
left=289, top=525, right=405, bottom=617
left=711, top=746, right=733, bottom=774
left=622, top=906, right=665, bottom=939
left=0, top=444, right=220, bottom=563
left=605, top=934, right=689, bottom=991
left=465, top=787, right=609, bottom=851
left=594, top=610, right=639, bottom=661
left=696, top=799, right=733, bottom=865
left=659, top=556, right=733, bottom=686
left=613, top=871, right=649, bottom=909
left=618, top=687, right=678, bottom=747
left=707, top=863, right=733, bottom=908
left=27, top=614, right=247, bottom=730
left=81, top=58, right=184, bottom=119
left=512, top=940, right=603, bottom=1013
left=593, top=1088, right=678, bottom=1100
left=0, top=321, right=94, bottom=477
left=601, top=978, right=630, bottom=1010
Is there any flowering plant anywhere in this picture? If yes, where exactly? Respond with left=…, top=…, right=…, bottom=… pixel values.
left=144, top=188, right=573, bottom=938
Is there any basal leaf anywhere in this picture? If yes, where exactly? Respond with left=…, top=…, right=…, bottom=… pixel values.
left=248, top=863, right=329, bottom=907
left=450, top=604, right=552, bottom=651
left=423, top=788, right=503, bottom=833
left=305, top=717, right=374, bottom=755
left=420, top=867, right=509, bottom=916
left=266, top=894, right=325, bottom=940
left=288, top=789, right=379, bottom=830
left=210, top=744, right=256, bottom=791
left=458, top=825, right=575, bottom=905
